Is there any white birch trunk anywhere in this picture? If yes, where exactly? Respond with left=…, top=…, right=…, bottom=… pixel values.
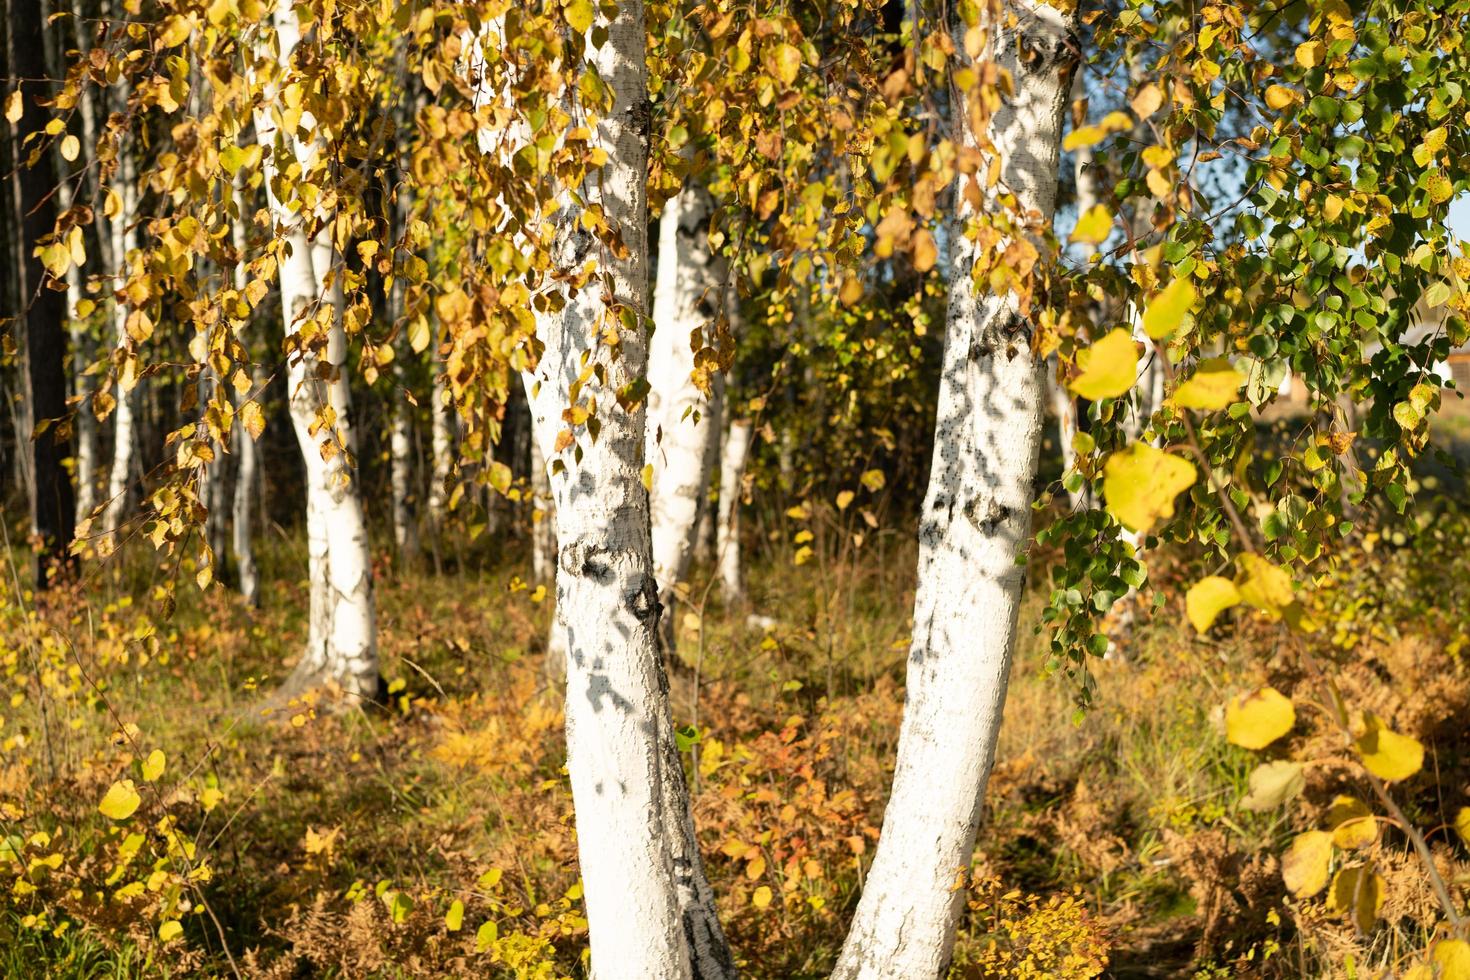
left=426, top=368, right=453, bottom=532
left=831, top=3, right=1076, bottom=976
left=102, top=132, right=137, bottom=538
left=507, top=10, right=702, bottom=976
left=691, top=375, right=723, bottom=566
left=389, top=256, right=419, bottom=562
left=255, top=0, right=377, bottom=699
left=646, top=183, right=722, bottom=629
left=715, top=417, right=750, bottom=602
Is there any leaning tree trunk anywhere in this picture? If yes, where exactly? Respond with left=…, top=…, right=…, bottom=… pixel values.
left=254, top=0, right=377, bottom=700
left=831, top=2, right=1077, bottom=977
left=11, top=0, right=75, bottom=587
left=646, top=181, right=722, bottom=644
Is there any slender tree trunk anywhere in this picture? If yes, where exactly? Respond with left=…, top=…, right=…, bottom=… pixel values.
left=691, top=374, right=722, bottom=566
left=11, top=0, right=75, bottom=586
left=230, top=173, right=261, bottom=605
left=255, top=0, right=377, bottom=700
left=716, top=416, right=750, bottom=602
left=646, top=182, right=722, bottom=642
left=388, top=223, right=419, bottom=563
left=831, top=3, right=1076, bottom=976
left=426, top=366, right=453, bottom=533
left=102, top=125, right=136, bottom=538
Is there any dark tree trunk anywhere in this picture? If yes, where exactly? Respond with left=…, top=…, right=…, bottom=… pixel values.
left=9, top=0, right=76, bottom=588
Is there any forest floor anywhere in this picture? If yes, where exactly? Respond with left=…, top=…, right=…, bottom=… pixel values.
left=1, top=419, right=1468, bottom=977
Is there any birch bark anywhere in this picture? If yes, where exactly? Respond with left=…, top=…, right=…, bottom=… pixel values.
left=831, top=2, right=1077, bottom=976
left=254, top=0, right=377, bottom=698
left=646, top=182, right=722, bottom=639
left=102, top=126, right=137, bottom=538
left=715, top=416, right=750, bottom=602
left=508, top=10, right=707, bottom=975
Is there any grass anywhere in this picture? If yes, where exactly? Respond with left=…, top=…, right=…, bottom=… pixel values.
left=1, top=476, right=1467, bottom=977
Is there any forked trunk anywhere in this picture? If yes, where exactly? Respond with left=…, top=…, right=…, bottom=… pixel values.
left=831, top=2, right=1076, bottom=976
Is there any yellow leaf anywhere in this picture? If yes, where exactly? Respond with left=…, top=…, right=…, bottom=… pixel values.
left=1355, top=714, right=1423, bottom=782
left=1172, top=358, right=1245, bottom=410
left=1141, top=278, right=1196, bottom=339
left=1265, top=85, right=1298, bottom=111
left=752, top=885, right=772, bottom=909
left=912, top=229, right=937, bottom=273
left=1434, top=940, right=1470, bottom=980
left=839, top=274, right=863, bottom=307
left=1069, top=329, right=1138, bottom=401
left=141, top=750, right=165, bottom=783
left=1325, top=795, right=1377, bottom=849
left=1281, top=830, right=1332, bottom=898
left=1326, top=865, right=1384, bottom=932
left=746, top=855, right=766, bottom=880
left=1455, top=806, right=1470, bottom=846
left=445, top=899, right=464, bottom=932
left=836, top=490, right=855, bottom=510
left=1062, top=125, right=1106, bottom=152
left=4, top=90, right=21, bottom=124
left=563, top=0, right=594, bottom=34
left=1295, top=41, right=1324, bottom=68
left=158, top=920, right=183, bottom=942
left=1102, top=443, right=1196, bottom=533
left=1235, top=554, right=1294, bottom=618
left=1225, top=686, right=1295, bottom=750
left=98, top=780, right=142, bottom=820
left=241, top=401, right=265, bottom=441
left=1131, top=83, right=1164, bottom=119
left=860, top=469, right=886, bottom=492
left=60, top=134, right=79, bottom=162
left=1427, top=172, right=1453, bottom=205
left=1070, top=204, right=1112, bottom=246
left=769, top=43, right=802, bottom=86
left=1186, top=576, right=1240, bottom=633
left=476, top=919, right=498, bottom=951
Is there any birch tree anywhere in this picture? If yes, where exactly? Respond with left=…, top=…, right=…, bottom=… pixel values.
left=646, top=181, right=723, bottom=642
left=832, top=1, right=1077, bottom=974
left=252, top=0, right=377, bottom=698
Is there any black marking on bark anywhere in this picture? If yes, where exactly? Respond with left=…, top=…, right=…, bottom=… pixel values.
left=626, top=573, right=660, bottom=624
left=628, top=97, right=652, bottom=141
left=562, top=540, right=614, bottom=583
left=964, top=494, right=1010, bottom=533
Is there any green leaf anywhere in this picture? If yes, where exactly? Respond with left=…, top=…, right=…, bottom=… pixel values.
left=445, top=899, right=464, bottom=932
left=1069, top=329, right=1138, bottom=401
left=475, top=919, right=499, bottom=951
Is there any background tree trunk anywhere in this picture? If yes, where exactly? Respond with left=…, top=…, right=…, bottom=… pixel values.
left=11, top=0, right=75, bottom=586
left=102, top=121, right=137, bottom=539
left=716, top=417, right=750, bottom=602
left=646, top=182, right=722, bottom=645
left=832, top=2, right=1076, bottom=976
